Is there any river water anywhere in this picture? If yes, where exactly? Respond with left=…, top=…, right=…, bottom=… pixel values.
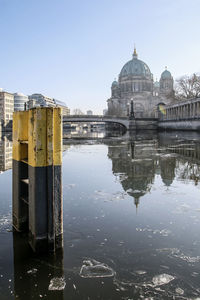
left=1, top=131, right=200, bottom=299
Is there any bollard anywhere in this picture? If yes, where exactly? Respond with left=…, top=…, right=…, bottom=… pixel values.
left=13, top=107, right=63, bottom=253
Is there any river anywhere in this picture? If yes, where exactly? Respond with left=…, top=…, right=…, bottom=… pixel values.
left=1, top=131, right=200, bottom=299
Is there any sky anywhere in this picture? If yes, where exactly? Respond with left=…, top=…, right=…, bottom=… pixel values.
left=0, top=0, right=200, bottom=114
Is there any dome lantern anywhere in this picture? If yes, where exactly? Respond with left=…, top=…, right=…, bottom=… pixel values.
left=132, top=46, right=138, bottom=59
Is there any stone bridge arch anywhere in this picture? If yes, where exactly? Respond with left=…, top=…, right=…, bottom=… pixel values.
left=63, top=115, right=129, bottom=130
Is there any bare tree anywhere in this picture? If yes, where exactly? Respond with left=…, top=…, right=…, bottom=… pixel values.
left=73, top=108, right=84, bottom=115
left=175, top=73, right=200, bottom=100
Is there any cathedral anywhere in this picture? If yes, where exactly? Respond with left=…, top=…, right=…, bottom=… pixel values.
left=107, top=48, right=174, bottom=117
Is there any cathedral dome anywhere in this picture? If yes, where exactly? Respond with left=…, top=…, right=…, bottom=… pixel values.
left=119, top=48, right=152, bottom=79
left=161, top=69, right=172, bottom=79
left=111, top=80, right=118, bottom=87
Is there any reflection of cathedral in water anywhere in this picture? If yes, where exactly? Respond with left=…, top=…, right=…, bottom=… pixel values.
left=0, top=135, right=12, bottom=173
left=107, top=140, right=158, bottom=208
left=107, top=138, right=179, bottom=209
left=107, top=135, right=200, bottom=209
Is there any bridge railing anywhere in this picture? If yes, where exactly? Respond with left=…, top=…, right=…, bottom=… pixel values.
left=63, top=115, right=127, bottom=120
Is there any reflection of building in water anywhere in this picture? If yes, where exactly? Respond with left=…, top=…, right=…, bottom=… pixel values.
left=159, top=156, right=176, bottom=186
left=108, top=136, right=200, bottom=210
left=108, top=140, right=158, bottom=209
left=160, top=140, right=200, bottom=185
left=63, top=122, right=106, bottom=139
left=0, top=136, right=12, bottom=172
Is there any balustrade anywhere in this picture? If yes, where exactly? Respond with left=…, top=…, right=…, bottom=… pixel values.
left=163, top=98, right=200, bottom=121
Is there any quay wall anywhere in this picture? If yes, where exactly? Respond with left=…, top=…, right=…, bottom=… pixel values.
left=158, top=119, right=200, bottom=131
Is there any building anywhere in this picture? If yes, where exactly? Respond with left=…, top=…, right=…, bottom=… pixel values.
left=14, top=93, right=28, bottom=111
left=28, top=93, right=55, bottom=107
left=53, top=99, right=70, bottom=116
left=0, top=135, right=12, bottom=173
left=87, top=110, right=93, bottom=115
left=107, top=48, right=174, bottom=118
left=103, top=109, right=108, bottom=115
left=28, top=93, right=70, bottom=115
left=0, top=89, right=14, bottom=130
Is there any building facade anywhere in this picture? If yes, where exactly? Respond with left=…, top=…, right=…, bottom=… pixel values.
left=28, top=93, right=70, bottom=115
left=28, top=93, right=55, bottom=107
left=0, top=89, right=14, bottom=129
left=107, top=48, right=174, bottom=118
left=53, top=99, right=70, bottom=116
left=87, top=110, right=93, bottom=115
left=14, top=93, right=28, bottom=111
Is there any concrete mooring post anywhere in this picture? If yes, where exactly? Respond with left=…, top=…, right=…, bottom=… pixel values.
left=13, top=107, right=63, bottom=253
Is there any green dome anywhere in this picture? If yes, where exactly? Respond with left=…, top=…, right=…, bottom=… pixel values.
left=161, top=69, right=172, bottom=79
left=111, top=80, right=118, bottom=87
left=119, top=52, right=152, bottom=78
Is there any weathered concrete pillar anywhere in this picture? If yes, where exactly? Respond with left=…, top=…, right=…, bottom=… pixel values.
left=166, top=108, right=168, bottom=120
left=28, top=108, right=63, bottom=252
left=194, top=103, right=196, bottom=117
left=184, top=105, right=187, bottom=118
left=189, top=103, right=192, bottom=118
left=186, top=104, right=190, bottom=118
left=198, top=101, right=200, bottom=116
left=13, top=107, right=63, bottom=253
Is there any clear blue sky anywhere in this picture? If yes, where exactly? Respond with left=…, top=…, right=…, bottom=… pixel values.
left=0, top=0, right=200, bottom=114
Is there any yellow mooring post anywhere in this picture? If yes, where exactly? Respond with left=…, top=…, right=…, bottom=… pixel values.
left=12, top=107, right=63, bottom=253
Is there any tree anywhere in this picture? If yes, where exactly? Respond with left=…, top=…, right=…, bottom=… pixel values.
left=175, top=73, right=200, bottom=100
left=73, top=108, right=84, bottom=115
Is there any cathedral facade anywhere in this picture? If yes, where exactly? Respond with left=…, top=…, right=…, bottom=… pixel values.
left=107, top=48, right=174, bottom=118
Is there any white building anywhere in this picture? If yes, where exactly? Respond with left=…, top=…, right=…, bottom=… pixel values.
left=14, top=93, right=28, bottom=111
left=0, top=89, right=14, bottom=130
left=28, top=93, right=70, bottom=115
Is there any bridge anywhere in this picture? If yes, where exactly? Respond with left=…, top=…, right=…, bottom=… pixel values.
left=63, top=115, right=129, bottom=129
left=63, top=115, right=158, bottom=130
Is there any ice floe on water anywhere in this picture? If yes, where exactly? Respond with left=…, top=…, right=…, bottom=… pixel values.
left=27, top=268, right=38, bottom=275
left=0, top=214, right=12, bottom=232
left=135, top=270, right=147, bottom=275
left=135, top=227, right=171, bottom=237
left=94, top=190, right=127, bottom=202
left=66, top=183, right=76, bottom=189
left=175, top=287, right=184, bottom=295
left=157, top=248, right=200, bottom=264
left=152, top=274, right=175, bottom=286
left=173, top=203, right=191, bottom=214
left=80, top=259, right=115, bottom=278
left=48, top=277, right=66, bottom=291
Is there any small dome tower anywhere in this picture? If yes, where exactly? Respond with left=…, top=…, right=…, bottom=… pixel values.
left=111, top=79, right=120, bottom=98
left=159, top=67, right=174, bottom=95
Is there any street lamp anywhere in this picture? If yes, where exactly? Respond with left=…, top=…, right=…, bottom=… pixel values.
left=127, top=102, right=130, bottom=117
